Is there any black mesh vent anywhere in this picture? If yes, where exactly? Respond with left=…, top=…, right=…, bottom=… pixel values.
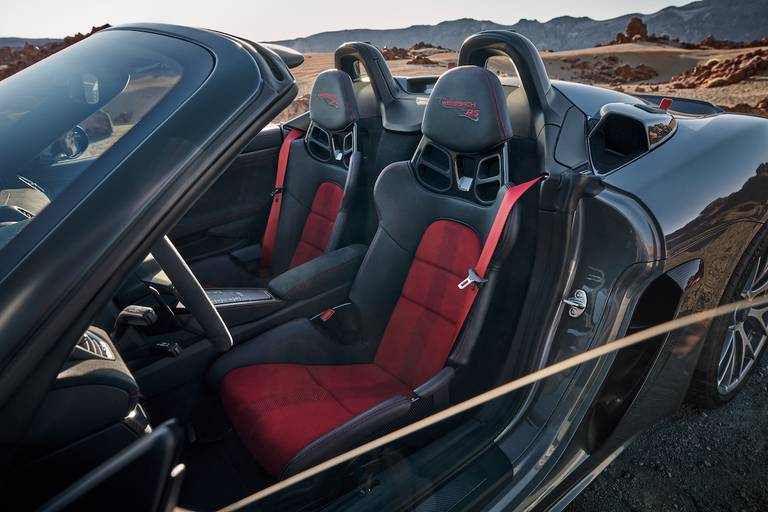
left=306, top=122, right=355, bottom=169
left=474, top=153, right=502, bottom=203
left=415, top=142, right=452, bottom=192
left=306, top=124, right=332, bottom=161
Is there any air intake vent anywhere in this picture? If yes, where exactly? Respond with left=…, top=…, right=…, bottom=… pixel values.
left=588, top=102, right=676, bottom=174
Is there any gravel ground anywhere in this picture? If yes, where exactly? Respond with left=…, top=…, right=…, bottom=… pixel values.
left=568, top=353, right=768, bottom=512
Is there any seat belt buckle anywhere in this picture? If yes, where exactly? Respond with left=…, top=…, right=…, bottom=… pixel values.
left=318, top=308, right=335, bottom=322
left=270, top=187, right=284, bottom=198
left=458, top=268, right=488, bottom=290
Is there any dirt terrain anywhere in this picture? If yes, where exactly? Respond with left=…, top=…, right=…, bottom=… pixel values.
left=568, top=354, right=768, bottom=512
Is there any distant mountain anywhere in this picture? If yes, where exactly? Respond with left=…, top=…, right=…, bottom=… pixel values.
left=0, top=37, right=60, bottom=47
left=271, top=0, right=768, bottom=52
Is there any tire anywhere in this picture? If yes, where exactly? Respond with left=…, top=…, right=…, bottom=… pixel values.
left=688, top=223, right=768, bottom=408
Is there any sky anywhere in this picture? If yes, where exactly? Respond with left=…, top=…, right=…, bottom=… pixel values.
left=1, top=0, right=689, bottom=41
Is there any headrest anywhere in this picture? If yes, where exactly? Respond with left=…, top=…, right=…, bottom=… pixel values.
left=309, top=69, right=359, bottom=131
left=422, top=66, right=513, bottom=153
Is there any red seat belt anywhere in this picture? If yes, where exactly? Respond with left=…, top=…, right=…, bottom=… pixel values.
left=454, top=175, right=544, bottom=339
left=260, top=128, right=304, bottom=272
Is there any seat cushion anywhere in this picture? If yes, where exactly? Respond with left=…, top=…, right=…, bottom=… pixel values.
left=221, top=362, right=412, bottom=477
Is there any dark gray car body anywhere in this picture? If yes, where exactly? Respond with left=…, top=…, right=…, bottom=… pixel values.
left=0, top=25, right=766, bottom=511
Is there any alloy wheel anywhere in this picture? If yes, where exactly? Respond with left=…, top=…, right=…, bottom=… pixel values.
left=717, top=255, right=768, bottom=395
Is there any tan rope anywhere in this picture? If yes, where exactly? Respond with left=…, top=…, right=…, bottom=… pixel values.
left=219, top=293, right=768, bottom=511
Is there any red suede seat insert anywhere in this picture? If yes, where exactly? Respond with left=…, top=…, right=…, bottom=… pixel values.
left=221, top=363, right=411, bottom=477
left=374, top=220, right=481, bottom=387
left=289, top=181, right=344, bottom=268
left=221, top=220, right=481, bottom=476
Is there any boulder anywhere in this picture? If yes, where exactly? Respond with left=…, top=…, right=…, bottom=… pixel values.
left=625, top=17, right=648, bottom=39
left=406, top=54, right=439, bottom=65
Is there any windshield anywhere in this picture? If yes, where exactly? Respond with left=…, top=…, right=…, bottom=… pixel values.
left=0, top=29, right=212, bottom=250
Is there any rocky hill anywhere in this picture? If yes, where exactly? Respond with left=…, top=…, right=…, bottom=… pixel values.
left=271, top=0, right=768, bottom=52
left=0, top=37, right=60, bottom=47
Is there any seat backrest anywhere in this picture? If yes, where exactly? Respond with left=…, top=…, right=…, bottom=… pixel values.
left=349, top=66, right=518, bottom=388
left=268, top=70, right=361, bottom=275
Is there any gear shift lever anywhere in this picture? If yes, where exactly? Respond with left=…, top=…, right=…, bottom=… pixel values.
left=112, top=305, right=158, bottom=339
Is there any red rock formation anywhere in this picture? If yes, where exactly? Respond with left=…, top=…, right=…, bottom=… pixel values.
left=411, top=41, right=451, bottom=51
left=722, top=97, right=768, bottom=116
left=670, top=49, right=768, bottom=88
left=273, top=93, right=310, bottom=124
left=680, top=35, right=768, bottom=50
left=0, top=24, right=110, bottom=81
left=603, top=17, right=656, bottom=46
left=600, top=19, right=768, bottom=50
left=562, top=55, right=658, bottom=84
left=381, top=46, right=410, bottom=60
left=406, top=54, right=439, bottom=65
left=625, top=17, right=648, bottom=39
left=381, top=42, right=451, bottom=61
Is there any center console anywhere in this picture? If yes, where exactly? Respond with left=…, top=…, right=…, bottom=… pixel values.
left=204, top=287, right=284, bottom=326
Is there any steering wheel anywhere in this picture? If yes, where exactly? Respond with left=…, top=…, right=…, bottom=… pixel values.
left=150, top=236, right=233, bottom=352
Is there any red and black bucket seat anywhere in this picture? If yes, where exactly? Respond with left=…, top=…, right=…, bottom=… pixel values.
left=210, top=65, right=538, bottom=478
left=192, top=69, right=363, bottom=287
left=259, top=69, right=362, bottom=277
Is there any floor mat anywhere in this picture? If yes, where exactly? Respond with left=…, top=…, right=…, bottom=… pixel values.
left=177, top=430, right=271, bottom=511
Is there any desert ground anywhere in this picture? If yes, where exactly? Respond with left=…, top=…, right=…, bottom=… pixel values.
left=277, top=41, right=768, bottom=123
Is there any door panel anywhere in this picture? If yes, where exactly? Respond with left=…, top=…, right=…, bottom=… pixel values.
left=170, top=125, right=282, bottom=262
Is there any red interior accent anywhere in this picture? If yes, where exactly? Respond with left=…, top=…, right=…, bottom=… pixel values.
left=220, top=183, right=539, bottom=476
left=450, top=177, right=542, bottom=342
left=260, top=129, right=304, bottom=272
left=374, top=220, right=481, bottom=387
left=659, top=97, right=673, bottom=111
left=289, top=181, right=344, bottom=268
left=221, top=363, right=412, bottom=477
left=319, top=308, right=335, bottom=322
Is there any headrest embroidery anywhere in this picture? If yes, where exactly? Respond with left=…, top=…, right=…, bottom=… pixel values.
left=439, top=99, right=480, bottom=122
left=317, top=92, right=339, bottom=109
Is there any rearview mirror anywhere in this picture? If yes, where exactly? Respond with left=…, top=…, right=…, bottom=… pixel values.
left=52, top=126, right=90, bottom=161
left=82, top=73, right=100, bottom=105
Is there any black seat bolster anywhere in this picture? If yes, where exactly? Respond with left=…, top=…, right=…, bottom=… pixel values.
left=282, top=395, right=413, bottom=478
left=448, top=213, right=520, bottom=367
left=326, top=150, right=362, bottom=252
left=414, top=367, right=455, bottom=409
left=268, top=244, right=368, bottom=301
left=282, top=367, right=456, bottom=477
left=208, top=317, right=375, bottom=387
